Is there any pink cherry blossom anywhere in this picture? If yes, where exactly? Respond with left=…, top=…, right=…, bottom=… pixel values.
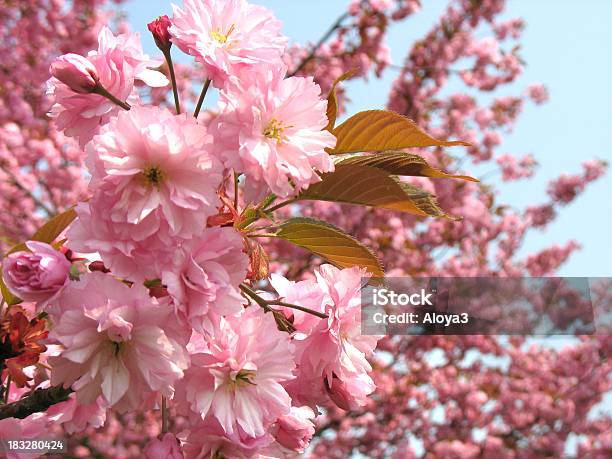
left=271, top=265, right=380, bottom=410
left=144, top=433, right=184, bottom=459
left=1, top=241, right=71, bottom=304
left=175, top=306, right=294, bottom=437
left=66, top=196, right=177, bottom=284
left=85, top=105, right=222, bottom=239
left=170, top=0, right=287, bottom=88
left=46, top=394, right=107, bottom=435
left=182, top=418, right=273, bottom=459
left=48, top=272, right=189, bottom=412
left=162, top=227, right=248, bottom=334
left=47, top=26, right=168, bottom=147
left=211, top=66, right=336, bottom=200
left=0, top=413, right=49, bottom=459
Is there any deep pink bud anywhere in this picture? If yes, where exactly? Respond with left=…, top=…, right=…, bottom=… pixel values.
left=49, top=54, right=99, bottom=94
left=325, top=375, right=353, bottom=411
left=148, top=15, right=173, bottom=52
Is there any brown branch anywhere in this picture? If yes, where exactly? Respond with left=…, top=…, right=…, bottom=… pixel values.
left=288, top=12, right=350, bottom=77
left=0, top=385, right=72, bottom=420
left=0, top=164, right=55, bottom=217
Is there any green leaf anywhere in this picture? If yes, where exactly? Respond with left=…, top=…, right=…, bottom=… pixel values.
left=276, top=217, right=384, bottom=277
left=329, top=110, right=470, bottom=154
left=325, top=70, right=356, bottom=132
left=336, top=151, right=478, bottom=182
left=299, top=164, right=459, bottom=219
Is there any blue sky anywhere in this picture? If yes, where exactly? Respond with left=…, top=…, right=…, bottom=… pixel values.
left=125, top=0, right=611, bottom=277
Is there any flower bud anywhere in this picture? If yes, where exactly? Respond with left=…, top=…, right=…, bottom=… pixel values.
left=148, top=15, right=173, bottom=53
left=2, top=241, right=71, bottom=303
left=49, top=54, right=99, bottom=94
left=325, top=375, right=353, bottom=411
left=275, top=406, right=315, bottom=452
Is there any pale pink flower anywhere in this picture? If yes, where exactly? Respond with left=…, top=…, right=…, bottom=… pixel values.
left=1, top=241, right=71, bottom=304
left=49, top=53, right=99, bottom=93
left=182, top=418, right=273, bottom=459
left=0, top=413, right=49, bottom=459
left=176, top=306, right=295, bottom=437
left=212, top=66, right=336, bottom=199
left=85, top=105, right=222, bottom=239
left=67, top=196, right=177, bottom=284
left=46, top=394, right=107, bottom=434
left=526, top=83, right=549, bottom=105
left=273, top=406, right=315, bottom=453
left=48, top=273, right=189, bottom=412
left=47, top=27, right=168, bottom=146
left=170, top=0, right=287, bottom=88
left=144, top=433, right=184, bottom=459
left=271, top=265, right=380, bottom=410
left=162, top=227, right=248, bottom=334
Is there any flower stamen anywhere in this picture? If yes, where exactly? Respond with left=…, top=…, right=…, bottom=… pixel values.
left=234, top=369, right=257, bottom=387
left=143, top=166, right=164, bottom=188
left=211, top=23, right=236, bottom=45
left=263, top=118, right=291, bottom=145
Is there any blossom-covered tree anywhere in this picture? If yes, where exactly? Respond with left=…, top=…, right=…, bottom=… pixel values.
left=0, top=0, right=609, bottom=458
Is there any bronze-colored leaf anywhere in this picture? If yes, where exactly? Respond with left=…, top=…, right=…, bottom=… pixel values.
left=329, top=110, right=470, bottom=154
left=337, top=151, right=478, bottom=182
left=30, top=208, right=77, bottom=244
left=276, top=217, right=384, bottom=277
left=325, top=70, right=356, bottom=132
left=299, top=164, right=459, bottom=219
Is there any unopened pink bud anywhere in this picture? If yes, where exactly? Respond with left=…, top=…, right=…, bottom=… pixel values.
left=325, top=375, right=353, bottom=411
left=50, top=54, right=99, bottom=94
left=148, top=15, right=173, bottom=52
left=275, top=406, right=315, bottom=453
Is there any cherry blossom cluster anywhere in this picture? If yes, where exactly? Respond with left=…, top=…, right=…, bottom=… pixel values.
left=0, top=0, right=609, bottom=457
left=1, top=0, right=386, bottom=457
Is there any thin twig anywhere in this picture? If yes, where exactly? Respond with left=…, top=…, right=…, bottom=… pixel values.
left=0, top=164, right=54, bottom=217
left=239, top=283, right=327, bottom=319
left=193, top=78, right=211, bottom=118
left=3, top=376, right=10, bottom=403
left=268, top=299, right=328, bottom=319
left=288, top=12, right=350, bottom=77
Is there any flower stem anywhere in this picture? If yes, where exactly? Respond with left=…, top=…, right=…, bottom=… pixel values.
left=233, top=171, right=239, bottom=210
left=164, top=50, right=181, bottom=114
left=161, top=395, right=169, bottom=433
left=3, top=376, right=10, bottom=403
left=267, top=198, right=298, bottom=213
left=193, top=78, right=211, bottom=118
left=92, top=85, right=131, bottom=110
